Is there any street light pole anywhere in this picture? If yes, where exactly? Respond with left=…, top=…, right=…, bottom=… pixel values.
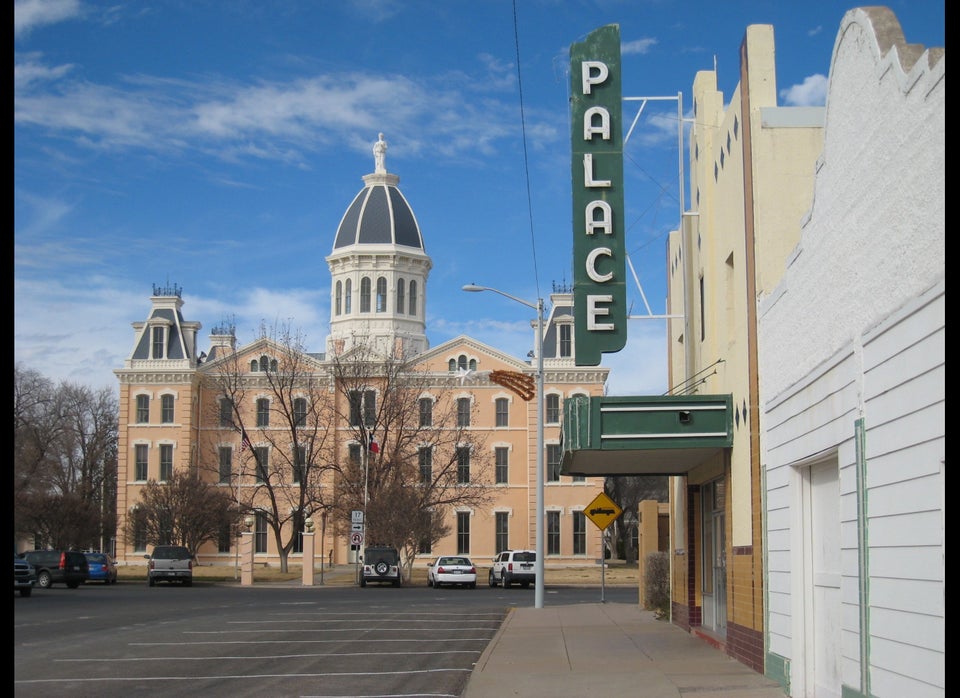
left=463, top=283, right=545, bottom=609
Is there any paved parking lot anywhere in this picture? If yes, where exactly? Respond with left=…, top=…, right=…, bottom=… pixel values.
left=15, top=580, right=626, bottom=697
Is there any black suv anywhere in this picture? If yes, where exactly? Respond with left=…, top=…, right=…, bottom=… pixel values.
left=14, top=556, right=38, bottom=597
left=20, top=550, right=89, bottom=589
left=359, top=545, right=402, bottom=587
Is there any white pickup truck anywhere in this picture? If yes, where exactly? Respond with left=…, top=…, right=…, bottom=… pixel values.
left=144, top=545, right=194, bottom=586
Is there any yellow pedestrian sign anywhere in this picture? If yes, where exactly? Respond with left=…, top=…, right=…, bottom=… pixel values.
left=584, top=491, right=622, bottom=531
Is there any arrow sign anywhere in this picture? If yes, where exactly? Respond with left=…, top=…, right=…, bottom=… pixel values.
left=584, top=491, right=622, bottom=531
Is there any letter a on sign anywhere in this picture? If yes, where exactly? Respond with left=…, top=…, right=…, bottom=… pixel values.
left=569, top=24, right=627, bottom=366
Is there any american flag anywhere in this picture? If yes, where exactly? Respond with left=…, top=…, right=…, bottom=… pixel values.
left=240, top=429, right=253, bottom=453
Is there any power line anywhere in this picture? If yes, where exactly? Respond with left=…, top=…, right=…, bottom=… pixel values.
left=512, top=0, right=541, bottom=300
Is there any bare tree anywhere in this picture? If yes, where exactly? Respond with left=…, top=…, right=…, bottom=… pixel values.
left=200, top=323, right=340, bottom=572
left=126, top=471, right=238, bottom=555
left=606, top=475, right=668, bottom=563
left=327, top=338, right=495, bottom=579
left=14, top=364, right=118, bottom=551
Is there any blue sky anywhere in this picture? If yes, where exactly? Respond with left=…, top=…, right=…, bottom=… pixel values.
left=14, top=0, right=944, bottom=395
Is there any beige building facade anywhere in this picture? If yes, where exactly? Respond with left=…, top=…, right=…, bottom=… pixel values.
left=114, top=144, right=609, bottom=575
left=665, top=23, right=824, bottom=673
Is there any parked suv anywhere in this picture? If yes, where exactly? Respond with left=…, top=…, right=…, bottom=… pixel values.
left=20, top=550, right=89, bottom=589
left=14, top=556, right=38, bottom=597
left=145, top=545, right=194, bottom=586
left=359, top=545, right=402, bottom=587
left=488, top=549, right=536, bottom=588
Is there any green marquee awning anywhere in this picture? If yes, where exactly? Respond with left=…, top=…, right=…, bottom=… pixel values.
left=560, top=394, right=733, bottom=476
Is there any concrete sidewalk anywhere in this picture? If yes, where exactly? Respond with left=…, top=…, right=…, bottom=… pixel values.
left=462, top=602, right=788, bottom=698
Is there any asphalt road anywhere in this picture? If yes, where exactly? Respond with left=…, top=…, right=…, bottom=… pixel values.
left=15, top=579, right=639, bottom=697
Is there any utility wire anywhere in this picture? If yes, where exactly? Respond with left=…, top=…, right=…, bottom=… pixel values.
left=512, top=0, right=541, bottom=300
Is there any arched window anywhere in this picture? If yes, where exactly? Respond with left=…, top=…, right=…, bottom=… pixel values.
left=161, top=394, right=175, bottom=424
left=344, top=279, right=352, bottom=313
left=260, top=355, right=270, bottom=372
left=448, top=359, right=457, bottom=372
left=293, top=398, right=307, bottom=427
left=376, top=277, right=387, bottom=312
left=360, top=277, right=372, bottom=312
left=457, top=397, right=471, bottom=427
left=408, top=280, right=418, bottom=315
left=257, top=398, right=270, bottom=427
left=495, top=397, right=509, bottom=427
left=335, top=281, right=342, bottom=316
left=250, top=360, right=259, bottom=372
left=396, top=279, right=405, bottom=315
left=458, top=355, right=468, bottom=371
left=545, top=394, right=561, bottom=424
left=136, top=395, right=150, bottom=424
left=419, top=397, right=433, bottom=427
left=469, top=359, right=477, bottom=371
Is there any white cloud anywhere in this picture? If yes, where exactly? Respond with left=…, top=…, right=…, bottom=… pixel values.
left=14, top=0, right=81, bottom=40
left=780, top=74, right=828, bottom=107
left=622, top=38, right=657, bottom=55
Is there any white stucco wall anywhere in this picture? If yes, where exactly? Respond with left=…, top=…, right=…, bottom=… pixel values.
left=760, top=7, right=943, bottom=698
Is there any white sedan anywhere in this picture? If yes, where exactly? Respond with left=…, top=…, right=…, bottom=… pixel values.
left=427, top=555, right=477, bottom=589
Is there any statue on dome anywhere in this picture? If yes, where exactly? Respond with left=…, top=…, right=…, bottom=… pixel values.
left=373, top=132, right=387, bottom=173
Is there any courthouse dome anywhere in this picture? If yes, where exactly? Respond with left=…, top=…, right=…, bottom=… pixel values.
left=332, top=133, right=425, bottom=251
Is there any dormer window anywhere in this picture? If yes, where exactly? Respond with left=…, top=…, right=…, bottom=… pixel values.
left=152, top=326, right=165, bottom=359
left=559, top=324, right=572, bottom=358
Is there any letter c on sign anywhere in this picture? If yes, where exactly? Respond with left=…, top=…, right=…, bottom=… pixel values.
left=586, top=247, right=613, bottom=283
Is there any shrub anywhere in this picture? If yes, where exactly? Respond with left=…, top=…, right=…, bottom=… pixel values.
left=643, top=551, right=670, bottom=617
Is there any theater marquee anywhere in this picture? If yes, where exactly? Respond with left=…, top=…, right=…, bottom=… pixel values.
left=570, top=24, right=627, bottom=366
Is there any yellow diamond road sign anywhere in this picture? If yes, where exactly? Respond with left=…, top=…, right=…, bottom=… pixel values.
left=584, top=491, right=622, bottom=531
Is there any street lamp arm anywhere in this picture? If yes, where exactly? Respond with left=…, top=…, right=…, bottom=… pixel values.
left=462, top=284, right=538, bottom=312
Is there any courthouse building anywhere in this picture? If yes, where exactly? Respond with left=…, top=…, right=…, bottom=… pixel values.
left=113, top=143, right=609, bottom=572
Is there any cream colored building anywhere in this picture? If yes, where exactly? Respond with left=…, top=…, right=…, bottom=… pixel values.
left=114, top=142, right=608, bottom=574
left=665, top=22, right=824, bottom=674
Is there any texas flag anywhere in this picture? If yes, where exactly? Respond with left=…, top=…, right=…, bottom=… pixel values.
left=368, top=437, right=379, bottom=454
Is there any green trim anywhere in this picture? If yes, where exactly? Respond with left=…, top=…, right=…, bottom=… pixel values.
left=841, top=685, right=869, bottom=698
left=764, top=651, right=790, bottom=694
left=855, top=417, right=871, bottom=695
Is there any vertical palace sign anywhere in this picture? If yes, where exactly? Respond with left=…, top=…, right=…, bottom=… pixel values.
left=570, top=24, right=627, bottom=366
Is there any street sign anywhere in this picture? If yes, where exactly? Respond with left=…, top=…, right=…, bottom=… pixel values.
left=584, top=491, right=622, bottom=531
left=351, top=510, right=364, bottom=524
left=350, top=532, right=364, bottom=546
left=351, top=523, right=363, bottom=532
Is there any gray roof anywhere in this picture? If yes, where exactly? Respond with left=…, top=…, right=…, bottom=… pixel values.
left=332, top=177, right=424, bottom=251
